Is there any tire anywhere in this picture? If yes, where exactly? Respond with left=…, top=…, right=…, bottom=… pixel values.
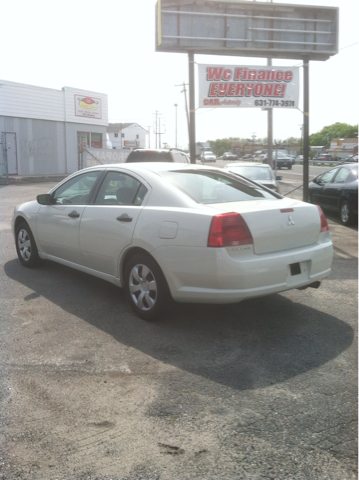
left=15, top=221, right=42, bottom=267
left=340, top=201, right=356, bottom=226
left=124, top=253, right=171, bottom=320
left=288, top=164, right=292, bottom=170
left=308, top=193, right=315, bottom=204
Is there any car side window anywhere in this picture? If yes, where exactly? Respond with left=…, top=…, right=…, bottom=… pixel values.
left=333, top=168, right=350, bottom=184
left=52, top=171, right=101, bottom=205
left=318, top=168, right=339, bottom=184
left=94, top=171, right=147, bottom=206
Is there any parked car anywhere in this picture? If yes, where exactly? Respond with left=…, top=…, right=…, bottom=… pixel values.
left=314, top=154, right=334, bottom=162
left=223, top=162, right=282, bottom=192
left=222, top=152, right=238, bottom=161
left=242, top=154, right=253, bottom=160
left=308, top=163, right=358, bottom=226
left=126, top=148, right=190, bottom=163
left=263, top=152, right=292, bottom=169
left=343, top=154, right=358, bottom=163
left=201, top=151, right=216, bottom=162
left=13, top=163, right=333, bottom=320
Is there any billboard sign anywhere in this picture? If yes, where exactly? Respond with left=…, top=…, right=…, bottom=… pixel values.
left=198, top=64, right=299, bottom=109
left=156, top=0, right=339, bottom=61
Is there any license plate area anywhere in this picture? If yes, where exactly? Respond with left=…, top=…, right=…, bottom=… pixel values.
left=290, top=262, right=301, bottom=276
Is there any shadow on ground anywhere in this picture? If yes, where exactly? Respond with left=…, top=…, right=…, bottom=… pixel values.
left=4, top=258, right=354, bottom=392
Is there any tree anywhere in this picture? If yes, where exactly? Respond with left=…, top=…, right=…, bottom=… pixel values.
left=281, top=137, right=301, bottom=146
left=210, top=138, right=234, bottom=156
left=310, top=123, right=358, bottom=147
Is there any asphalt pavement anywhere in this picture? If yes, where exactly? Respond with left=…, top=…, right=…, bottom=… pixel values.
left=0, top=171, right=357, bottom=480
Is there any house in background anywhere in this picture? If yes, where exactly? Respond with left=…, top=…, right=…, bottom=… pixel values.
left=107, top=123, right=148, bottom=150
left=329, top=138, right=358, bottom=158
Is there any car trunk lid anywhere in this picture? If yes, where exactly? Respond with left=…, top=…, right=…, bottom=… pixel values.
left=209, top=198, right=321, bottom=254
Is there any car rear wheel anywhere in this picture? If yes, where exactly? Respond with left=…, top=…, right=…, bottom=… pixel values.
left=308, top=193, right=316, bottom=204
left=15, top=221, right=42, bottom=267
left=287, top=164, right=292, bottom=170
left=340, top=201, right=356, bottom=226
left=124, top=253, right=171, bottom=320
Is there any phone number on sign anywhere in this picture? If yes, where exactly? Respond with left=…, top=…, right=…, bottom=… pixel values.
left=254, top=100, right=295, bottom=107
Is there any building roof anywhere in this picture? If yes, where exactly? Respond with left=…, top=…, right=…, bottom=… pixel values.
left=107, top=122, right=148, bottom=133
left=331, top=137, right=358, bottom=144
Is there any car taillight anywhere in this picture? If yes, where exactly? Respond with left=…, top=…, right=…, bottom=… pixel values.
left=317, top=206, right=329, bottom=232
left=208, top=212, right=253, bottom=247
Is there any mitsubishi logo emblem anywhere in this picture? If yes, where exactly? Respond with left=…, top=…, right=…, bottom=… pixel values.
left=288, top=215, right=295, bottom=226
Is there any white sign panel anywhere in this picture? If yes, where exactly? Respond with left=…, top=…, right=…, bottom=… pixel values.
left=75, top=94, right=102, bottom=119
left=85, top=148, right=128, bottom=164
left=198, top=64, right=300, bottom=109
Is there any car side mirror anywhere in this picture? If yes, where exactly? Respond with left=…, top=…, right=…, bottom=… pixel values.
left=37, top=193, right=52, bottom=205
left=276, top=176, right=283, bottom=180
left=312, top=178, right=319, bottom=184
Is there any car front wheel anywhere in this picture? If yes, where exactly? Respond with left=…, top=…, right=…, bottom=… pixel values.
left=124, top=253, right=171, bottom=320
left=340, top=201, right=356, bottom=226
left=15, top=221, right=42, bottom=267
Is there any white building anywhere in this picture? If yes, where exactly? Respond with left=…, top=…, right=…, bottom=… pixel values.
left=0, top=79, right=108, bottom=177
left=107, top=123, right=148, bottom=150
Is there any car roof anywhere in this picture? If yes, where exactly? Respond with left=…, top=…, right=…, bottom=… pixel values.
left=80, top=162, right=223, bottom=175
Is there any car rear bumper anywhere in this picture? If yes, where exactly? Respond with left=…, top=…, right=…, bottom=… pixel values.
left=154, top=235, right=333, bottom=303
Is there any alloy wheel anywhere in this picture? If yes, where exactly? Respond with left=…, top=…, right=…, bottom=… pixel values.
left=128, top=263, right=158, bottom=311
left=18, top=228, right=32, bottom=262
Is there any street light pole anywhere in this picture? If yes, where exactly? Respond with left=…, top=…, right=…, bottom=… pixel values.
left=174, top=103, right=178, bottom=148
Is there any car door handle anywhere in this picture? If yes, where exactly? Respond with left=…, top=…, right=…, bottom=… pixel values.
left=68, top=210, right=80, bottom=218
left=117, top=214, right=133, bottom=222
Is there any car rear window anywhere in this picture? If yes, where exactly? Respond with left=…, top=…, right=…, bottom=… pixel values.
left=228, top=166, right=273, bottom=181
left=126, top=151, right=173, bottom=162
left=159, top=170, right=278, bottom=204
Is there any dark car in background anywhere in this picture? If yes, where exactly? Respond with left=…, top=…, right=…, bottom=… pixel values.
left=343, top=154, right=358, bottom=163
left=222, top=152, right=238, bottom=161
left=126, top=148, right=190, bottom=163
left=308, top=163, right=358, bottom=226
left=314, top=154, right=334, bottom=162
left=263, top=152, right=292, bottom=169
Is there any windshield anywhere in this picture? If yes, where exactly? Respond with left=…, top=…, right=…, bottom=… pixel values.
left=227, top=166, right=273, bottom=181
left=159, top=170, right=278, bottom=204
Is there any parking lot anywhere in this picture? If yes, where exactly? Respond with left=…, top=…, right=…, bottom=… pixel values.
left=0, top=176, right=357, bottom=480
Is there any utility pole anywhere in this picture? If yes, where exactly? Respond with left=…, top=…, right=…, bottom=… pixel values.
left=267, top=60, right=273, bottom=168
left=175, top=82, right=190, bottom=152
left=303, top=57, right=310, bottom=202
left=153, top=110, right=160, bottom=148
left=188, top=52, right=196, bottom=164
left=174, top=104, right=178, bottom=148
left=267, top=0, right=274, bottom=168
left=147, top=126, right=151, bottom=148
left=252, top=133, right=256, bottom=154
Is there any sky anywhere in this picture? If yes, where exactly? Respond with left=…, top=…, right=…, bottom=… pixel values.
left=2, top=0, right=358, bottom=150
